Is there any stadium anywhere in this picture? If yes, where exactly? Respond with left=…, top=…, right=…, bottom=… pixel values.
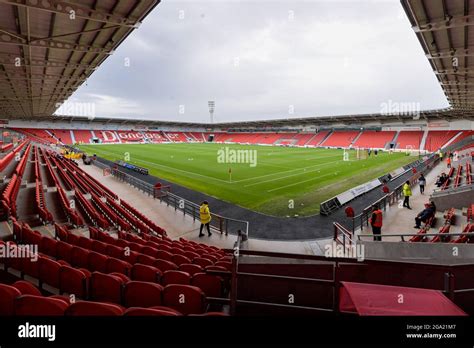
left=0, top=0, right=473, bottom=345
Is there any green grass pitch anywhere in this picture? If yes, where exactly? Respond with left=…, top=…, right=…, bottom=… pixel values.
left=79, top=143, right=416, bottom=217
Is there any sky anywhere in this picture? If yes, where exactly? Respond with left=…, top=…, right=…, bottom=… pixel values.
left=60, top=0, right=449, bottom=123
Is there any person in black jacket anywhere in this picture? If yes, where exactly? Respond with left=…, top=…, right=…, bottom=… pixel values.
left=414, top=202, right=436, bottom=228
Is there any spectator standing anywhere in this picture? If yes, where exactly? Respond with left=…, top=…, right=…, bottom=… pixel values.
left=402, top=180, right=412, bottom=209
left=447, top=157, right=451, bottom=169
left=418, top=174, right=426, bottom=194
left=369, top=205, right=383, bottom=241
left=199, top=201, right=212, bottom=237
left=382, top=180, right=390, bottom=194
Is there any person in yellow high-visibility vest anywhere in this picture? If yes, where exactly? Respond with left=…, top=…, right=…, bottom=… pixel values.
left=402, top=180, right=412, bottom=210
left=199, top=201, right=212, bottom=237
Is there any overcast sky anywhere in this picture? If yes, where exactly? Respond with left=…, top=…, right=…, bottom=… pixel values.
left=63, top=0, right=449, bottom=123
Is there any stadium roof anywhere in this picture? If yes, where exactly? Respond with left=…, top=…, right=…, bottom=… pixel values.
left=402, top=0, right=474, bottom=112
left=0, top=0, right=159, bottom=119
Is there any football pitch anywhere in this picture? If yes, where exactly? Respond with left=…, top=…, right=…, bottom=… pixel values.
left=79, top=143, right=416, bottom=217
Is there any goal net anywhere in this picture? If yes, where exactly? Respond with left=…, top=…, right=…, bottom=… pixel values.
left=356, top=148, right=368, bottom=160
left=405, top=145, right=419, bottom=156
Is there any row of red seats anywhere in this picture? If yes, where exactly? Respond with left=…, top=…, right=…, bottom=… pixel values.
left=409, top=215, right=437, bottom=242
left=0, top=281, right=226, bottom=316
left=106, top=197, right=150, bottom=235
left=463, top=162, right=470, bottom=179
left=91, top=193, right=131, bottom=231
left=15, top=224, right=227, bottom=299
left=49, top=155, right=76, bottom=190
left=14, top=143, right=31, bottom=177
left=75, top=191, right=109, bottom=229
left=89, top=227, right=231, bottom=271
left=0, top=140, right=28, bottom=172
left=1, top=143, right=13, bottom=152
left=450, top=223, right=474, bottom=244
left=441, top=167, right=456, bottom=190
left=42, top=148, right=84, bottom=226
left=114, top=229, right=230, bottom=267
left=35, top=179, right=53, bottom=223
left=454, top=165, right=463, bottom=188
left=120, top=199, right=166, bottom=236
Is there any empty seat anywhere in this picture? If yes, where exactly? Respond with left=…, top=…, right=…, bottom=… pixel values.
left=77, top=236, right=93, bottom=250
left=137, top=254, right=155, bottom=266
left=123, top=281, right=164, bottom=308
left=15, top=295, right=69, bottom=316
left=22, top=254, right=41, bottom=278
left=122, top=250, right=140, bottom=265
left=71, top=247, right=90, bottom=269
left=67, top=233, right=80, bottom=246
left=107, top=258, right=132, bottom=276
left=91, top=240, right=108, bottom=254
left=194, top=257, right=214, bottom=268
left=131, top=263, right=162, bottom=283
left=156, top=250, right=173, bottom=261
left=154, top=259, right=178, bottom=272
left=0, top=284, right=22, bottom=315
left=39, top=257, right=62, bottom=288
left=162, top=284, right=206, bottom=315
left=88, top=251, right=109, bottom=273
left=184, top=251, right=200, bottom=261
left=56, top=241, right=73, bottom=264
left=106, top=244, right=124, bottom=259
left=172, top=255, right=191, bottom=267
left=192, top=273, right=223, bottom=298
left=66, top=301, right=124, bottom=316
left=128, top=242, right=143, bottom=253
left=162, top=270, right=191, bottom=286
left=141, top=246, right=159, bottom=258
left=215, top=261, right=232, bottom=272
left=22, top=228, right=42, bottom=246
left=179, top=264, right=203, bottom=276
left=90, top=272, right=124, bottom=304
left=40, top=237, right=58, bottom=258
left=12, top=281, right=42, bottom=296
left=59, top=266, right=89, bottom=298
left=114, top=238, right=130, bottom=249
left=123, top=307, right=181, bottom=316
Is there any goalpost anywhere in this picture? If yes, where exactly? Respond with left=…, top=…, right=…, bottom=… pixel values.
left=405, top=145, right=419, bottom=156
left=356, top=147, right=368, bottom=160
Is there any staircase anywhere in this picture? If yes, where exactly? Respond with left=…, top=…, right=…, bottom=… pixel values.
left=419, top=129, right=429, bottom=151
left=441, top=131, right=463, bottom=149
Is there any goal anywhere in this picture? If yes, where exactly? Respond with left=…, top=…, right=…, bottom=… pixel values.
left=356, top=148, right=368, bottom=160
left=405, top=145, right=419, bottom=156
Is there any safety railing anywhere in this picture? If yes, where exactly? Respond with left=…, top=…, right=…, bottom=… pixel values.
left=350, top=154, right=440, bottom=233
left=357, top=231, right=474, bottom=242
left=92, top=158, right=249, bottom=237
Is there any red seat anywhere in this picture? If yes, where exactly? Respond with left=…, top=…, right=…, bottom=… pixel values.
left=215, top=261, right=232, bottom=272
left=40, top=237, right=58, bottom=258
left=71, top=247, right=90, bottom=269
left=91, top=240, right=108, bottom=254
left=90, top=272, right=125, bottom=304
left=128, top=242, right=143, bottom=253
left=107, top=258, right=132, bottom=276
left=88, top=251, right=109, bottom=273
left=184, top=251, right=200, bottom=261
left=137, top=254, right=155, bottom=266
left=0, top=284, right=21, bottom=315
left=192, top=273, right=223, bottom=298
left=67, top=232, right=80, bottom=246
left=39, top=257, right=62, bottom=288
left=114, top=238, right=130, bottom=249
left=162, top=270, right=191, bottom=286
left=179, top=263, right=203, bottom=276
left=190, top=311, right=229, bottom=316
left=141, top=246, right=159, bottom=258
left=194, top=257, right=214, bottom=268
left=22, top=254, right=41, bottom=278
left=163, top=284, right=206, bottom=315
left=123, top=307, right=181, bottom=316
left=154, top=259, right=178, bottom=272
left=22, top=228, right=42, bottom=246
left=122, top=250, right=140, bottom=265
left=15, top=295, right=68, bottom=316
left=106, top=244, right=124, bottom=259
left=77, top=236, right=93, bottom=250
left=156, top=250, right=173, bottom=261
left=12, top=281, right=42, bottom=296
left=56, top=241, right=73, bottom=264
left=131, top=263, right=162, bottom=283
left=123, top=281, right=164, bottom=308
left=59, top=265, right=89, bottom=298
left=172, top=254, right=191, bottom=267
left=66, top=301, right=124, bottom=316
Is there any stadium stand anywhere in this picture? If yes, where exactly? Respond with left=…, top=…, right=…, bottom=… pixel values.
left=396, top=131, right=423, bottom=150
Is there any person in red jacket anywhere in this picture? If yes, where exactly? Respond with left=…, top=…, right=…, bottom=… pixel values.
left=369, top=204, right=383, bottom=241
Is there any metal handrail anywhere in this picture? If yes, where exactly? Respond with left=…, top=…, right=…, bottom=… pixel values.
left=358, top=231, right=474, bottom=242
